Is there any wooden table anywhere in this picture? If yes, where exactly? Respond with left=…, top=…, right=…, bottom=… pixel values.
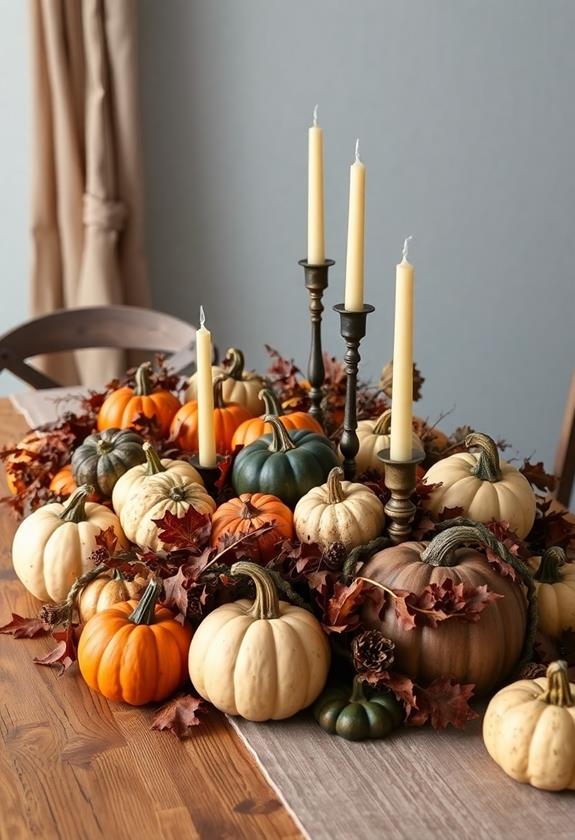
left=0, top=398, right=301, bottom=840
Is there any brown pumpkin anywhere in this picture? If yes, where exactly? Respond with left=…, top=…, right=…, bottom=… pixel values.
left=170, top=375, right=252, bottom=454
left=97, top=362, right=181, bottom=437
left=211, top=493, right=294, bottom=563
left=231, top=388, right=323, bottom=449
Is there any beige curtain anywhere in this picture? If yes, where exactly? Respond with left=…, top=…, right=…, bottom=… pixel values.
left=28, top=0, right=150, bottom=385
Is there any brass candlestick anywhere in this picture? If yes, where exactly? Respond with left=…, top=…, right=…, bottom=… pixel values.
left=378, top=447, right=425, bottom=544
left=334, top=303, right=375, bottom=481
left=300, top=259, right=335, bottom=425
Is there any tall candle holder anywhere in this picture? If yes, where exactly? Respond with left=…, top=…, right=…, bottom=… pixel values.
left=333, top=303, right=375, bottom=481
left=190, top=455, right=225, bottom=499
left=378, top=448, right=425, bottom=544
left=300, top=259, right=335, bottom=425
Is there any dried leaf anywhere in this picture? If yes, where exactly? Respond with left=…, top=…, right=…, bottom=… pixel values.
left=152, top=508, right=212, bottom=550
left=520, top=460, right=556, bottom=492
left=323, top=579, right=367, bottom=634
left=408, top=678, right=478, bottom=730
left=392, top=579, right=502, bottom=630
left=152, top=693, right=207, bottom=738
left=33, top=625, right=78, bottom=675
left=0, top=613, right=51, bottom=639
left=529, top=497, right=575, bottom=551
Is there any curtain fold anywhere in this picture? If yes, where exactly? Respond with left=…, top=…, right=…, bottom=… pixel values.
left=28, top=0, right=149, bottom=385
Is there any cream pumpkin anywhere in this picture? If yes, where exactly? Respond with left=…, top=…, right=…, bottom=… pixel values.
left=352, top=409, right=424, bottom=476
left=11, top=485, right=127, bottom=604
left=189, top=561, right=330, bottom=720
left=528, top=547, right=575, bottom=638
left=186, top=347, right=266, bottom=416
left=77, top=570, right=147, bottom=624
left=294, top=467, right=385, bottom=551
left=421, top=432, right=536, bottom=538
left=483, top=661, right=575, bottom=791
left=119, top=472, right=216, bottom=551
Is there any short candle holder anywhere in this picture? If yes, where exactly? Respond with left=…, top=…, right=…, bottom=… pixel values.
left=378, top=447, right=425, bottom=544
left=333, top=303, right=375, bottom=481
left=300, top=259, right=335, bottom=426
left=190, top=455, right=225, bottom=498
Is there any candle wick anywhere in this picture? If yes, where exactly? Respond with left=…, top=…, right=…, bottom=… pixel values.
left=199, top=305, right=205, bottom=329
left=313, top=104, right=318, bottom=127
left=402, top=235, right=413, bottom=263
left=355, top=138, right=360, bottom=163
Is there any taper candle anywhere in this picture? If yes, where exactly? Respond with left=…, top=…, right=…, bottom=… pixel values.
left=196, top=306, right=217, bottom=468
left=344, top=139, right=366, bottom=311
left=390, top=237, right=415, bottom=461
left=308, top=105, right=325, bottom=264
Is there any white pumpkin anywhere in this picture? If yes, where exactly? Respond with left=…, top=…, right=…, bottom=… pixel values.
left=12, top=485, right=127, bottom=603
left=352, top=409, right=424, bottom=476
left=186, top=347, right=266, bottom=416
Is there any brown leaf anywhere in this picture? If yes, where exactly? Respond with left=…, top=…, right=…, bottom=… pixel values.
left=152, top=507, right=212, bottom=550
left=33, top=625, right=78, bottom=675
left=392, top=579, right=502, bottom=630
left=520, top=459, right=556, bottom=492
left=408, top=678, right=478, bottom=729
left=152, top=693, right=207, bottom=738
left=0, top=613, right=51, bottom=639
left=485, top=547, right=518, bottom=582
left=323, top=579, right=366, bottom=634
left=485, top=519, right=530, bottom=560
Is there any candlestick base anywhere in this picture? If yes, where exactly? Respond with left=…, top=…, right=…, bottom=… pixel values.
left=378, top=447, right=425, bottom=544
left=189, top=455, right=225, bottom=498
left=300, top=259, right=335, bottom=427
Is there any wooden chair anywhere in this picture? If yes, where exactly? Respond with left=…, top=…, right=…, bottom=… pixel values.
left=0, top=305, right=208, bottom=389
left=554, top=370, right=575, bottom=507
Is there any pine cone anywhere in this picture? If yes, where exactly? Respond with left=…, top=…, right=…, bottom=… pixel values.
left=380, top=360, right=424, bottom=402
left=352, top=629, right=395, bottom=675
left=322, top=542, right=348, bottom=571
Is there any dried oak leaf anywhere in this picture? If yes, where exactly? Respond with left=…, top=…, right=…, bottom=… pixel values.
left=152, top=508, right=211, bottom=550
left=408, top=678, right=478, bottom=730
left=34, top=625, right=78, bottom=675
left=393, top=579, right=502, bottom=631
left=323, top=579, right=367, bottom=634
left=379, top=360, right=424, bottom=402
left=152, top=693, right=207, bottom=738
left=0, top=613, right=51, bottom=639
left=520, top=459, right=556, bottom=493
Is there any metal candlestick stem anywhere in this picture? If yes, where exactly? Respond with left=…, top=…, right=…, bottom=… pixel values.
left=378, top=448, right=425, bottom=544
left=190, top=455, right=225, bottom=499
left=333, top=303, right=375, bottom=481
left=299, top=259, right=334, bottom=426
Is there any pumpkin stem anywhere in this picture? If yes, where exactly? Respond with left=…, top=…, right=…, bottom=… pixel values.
left=224, top=348, right=245, bottom=380
left=533, top=547, right=566, bottom=584
left=134, top=361, right=154, bottom=396
left=213, top=374, right=229, bottom=408
left=265, top=415, right=297, bottom=453
left=350, top=676, right=368, bottom=704
left=142, top=441, right=166, bottom=475
left=97, top=437, right=113, bottom=454
left=112, top=568, right=126, bottom=582
left=327, top=467, right=346, bottom=504
left=128, top=577, right=160, bottom=625
left=230, top=561, right=280, bottom=619
left=372, top=409, right=392, bottom=437
left=420, top=524, right=490, bottom=567
left=465, top=432, right=502, bottom=482
left=259, top=388, right=283, bottom=418
left=540, top=661, right=574, bottom=707
left=168, top=483, right=189, bottom=502
left=59, top=485, right=94, bottom=523
left=240, top=495, right=262, bottom=520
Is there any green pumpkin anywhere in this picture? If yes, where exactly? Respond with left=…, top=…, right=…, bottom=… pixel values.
left=71, top=428, right=146, bottom=498
left=231, top=415, right=338, bottom=508
left=314, top=678, right=404, bottom=741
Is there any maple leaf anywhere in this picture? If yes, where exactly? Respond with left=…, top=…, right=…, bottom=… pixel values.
left=0, top=613, right=51, bottom=639
left=485, top=547, right=518, bottom=582
left=391, top=579, right=502, bottom=630
left=484, top=519, right=530, bottom=560
left=33, top=625, right=78, bottom=675
left=152, top=693, right=207, bottom=738
left=152, top=507, right=211, bottom=550
left=323, top=579, right=367, bottom=634
left=379, top=671, right=418, bottom=713
left=436, top=505, right=465, bottom=522
left=408, top=678, right=478, bottom=729
left=214, top=452, right=235, bottom=493
left=520, top=459, right=556, bottom=492
left=529, top=497, right=575, bottom=551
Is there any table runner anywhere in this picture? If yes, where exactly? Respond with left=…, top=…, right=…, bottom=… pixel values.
left=9, top=389, right=575, bottom=839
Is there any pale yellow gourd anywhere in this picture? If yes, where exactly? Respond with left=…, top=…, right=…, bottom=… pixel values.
left=293, top=467, right=385, bottom=551
left=189, top=561, right=330, bottom=721
left=483, top=661, right=575, bottom=791
left=421, top=432, right=536, bottom=538
left=528, top=547, right=575, bottom=638
left=186, top=347, right=266, bottom=416
left=351, top=409, right=424, bottom=476
left=111, top=441, right=203, bottom=515
left=11, top=485, right=127, bottom=604
left=119, top=472, right=216, bottom=551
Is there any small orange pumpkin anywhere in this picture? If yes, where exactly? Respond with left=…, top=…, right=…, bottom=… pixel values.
left=49, top=464, right=101, bottom=502
left=211, top=493, right=294, bottom=563
left=170, top=375, right=252, bottom=454
left=231, top=388, right=322, bottom=449
left=77, top=578, right=192, bottom=705
left=97, top=362, right=181, bottom=437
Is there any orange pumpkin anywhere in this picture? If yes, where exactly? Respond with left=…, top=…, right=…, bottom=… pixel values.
left=170, top=375, right=252, bottom=454
left=231, top=388, right=323, bottom=449
left=97, top=362, right=181, bottom=437
left=211, top=493, right=294, bottom=563
left=77, top=578, right=192, bottom=705
left=48, top=464, right=77, bottom=497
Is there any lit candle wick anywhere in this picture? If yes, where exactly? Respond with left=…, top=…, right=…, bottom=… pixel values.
left=313, top=104, right=318, bottom=127
left=355, top=138, right=360, bottom=163
left=402, top=235, right=413, bottom=263
left=200, top=305, right=206, bottom=329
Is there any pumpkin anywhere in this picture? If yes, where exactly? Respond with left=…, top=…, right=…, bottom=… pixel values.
left=360, top=524, right=529, bottom=696
left=528, top=547, right=575, bottom=638
left=421, top=432, right=536, bottom=538
left=78, top=578, right=192, bottom=705
left=97, top=362, right=181, bottom=436
left=294, top=467, right=385, bottom=551
left=483, top=660, right=575, bottom=791
left=231, top=415, right=339, bottom=509
left=49, top=464, right=77, bottom=497
left=189, top=561, right=330, bottom=720
left=111, top=441, right=203, bottom=515
left=211, top=493, right=294, bottom=563
left=352, top=409, right=424, bottom=476
left=120, top=471, right=216, bottom=551
left=170, top=375, right=252, bottom=454
left=314, top=678, right=403, bottom=741
left=78, top=569, right=147, bottom=624
left=5, top=430, right=68, bottom=495
left=11, top=485, right=127, bottom=603
left=231, top=387, right=323, bottom=449
left=186, top=347, right=267, bottom=416
left=71, top=428, right=146, bottom=498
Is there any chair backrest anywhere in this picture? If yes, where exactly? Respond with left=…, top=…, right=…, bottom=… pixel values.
left=554, top=370, right=575, bottom=508
left=0, top=305, right=203, bottom=389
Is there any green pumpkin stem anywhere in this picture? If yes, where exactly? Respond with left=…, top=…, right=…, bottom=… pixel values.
left=265, top=414, right=297, bottom=453
left=420, top=524, right=492, bottom=567
left=540, top=661, right=573, bottom=707
left=350, top=676, right=368, bottom=704
left=259, top=388, right=283, bottom=418
left=465, top=432, right=502, bottom=482
left=213, top=374, right=229, bottom=409
left=327, top=467, right=346, bottom=504
left=59, top=485, right=94, bottom=523
left=533, top=547, right=566, bottom=584
left=372, top=409, right=392, bottom=437
left=224, top=348, right=245, bottom=380
left=142, top=441, right=166, bottom=475
left=230, top=561, right=280, bottom=619
left=128, top=577, right=160, bottom=625
left=134, top=361, right=154, bottom=396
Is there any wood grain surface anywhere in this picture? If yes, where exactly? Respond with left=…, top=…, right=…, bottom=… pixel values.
left=0, top=398, right=301, bottom=840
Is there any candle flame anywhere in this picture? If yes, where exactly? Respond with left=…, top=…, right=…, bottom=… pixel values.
left=355, top=138, right=360, bottom=162
left=313, top=104, right=318, bottom=127
left=199, top=305, right=205, bottom=328
left=402, top=236, right=413, bottom=263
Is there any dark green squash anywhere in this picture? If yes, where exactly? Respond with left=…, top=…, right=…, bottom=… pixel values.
left=231, top=415, right=338, bottom=508
left=314, top=678, right=403, bottom=741
left=71, top=428, right=146, bottom=498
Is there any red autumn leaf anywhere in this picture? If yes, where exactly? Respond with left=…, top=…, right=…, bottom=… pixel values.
left=392, top=579, right=502, bottom=631
left=414, top=480, right=443, bottom=503
left=379, top=670, right=418, bottom=713
left=529, top=498, right=575, bottom=551
left=152, top=693, right=207, bottom=738
left=520, top=459, right=556, bottom=492
left=214, top=453, right=235, bottom=492
left=485, top=519, right=530, bottom=560
left=485, top=547, right=518, bottom=582
left=33, top=625, right=78, bottom=675
left=323, top=579, right=367, bottom=634
left=152, top=507, right=211, bottom=549
left=408, top=678, right=478, bottom=730
left=0, top=613, right=51, bottom=639
left=306, top=569, right=331, bottom=596
left=436, top=505, right=465, bottom=522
